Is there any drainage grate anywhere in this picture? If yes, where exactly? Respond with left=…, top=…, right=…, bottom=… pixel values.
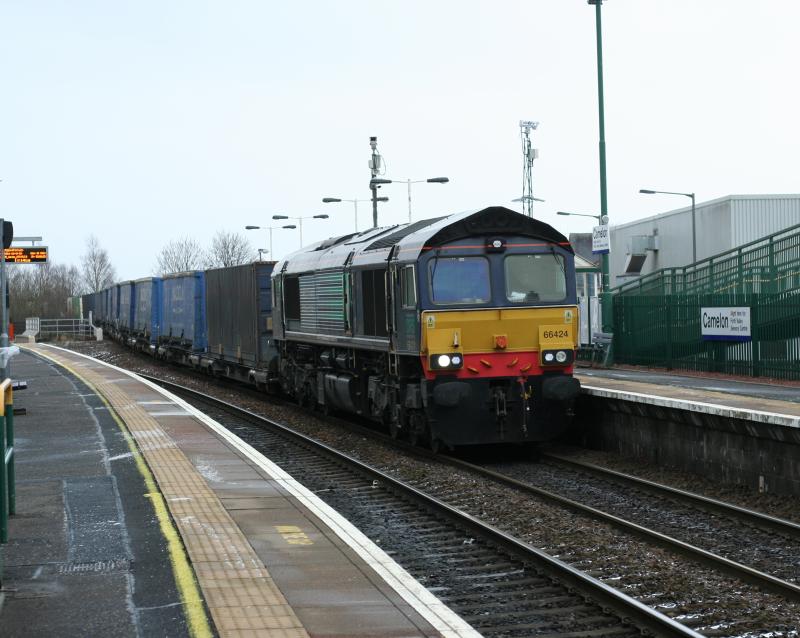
left=58, top=559, right=131, bottom=574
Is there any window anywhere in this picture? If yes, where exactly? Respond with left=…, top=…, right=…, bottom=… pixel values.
left=429, top=257, right=490, bottom=304
left=504, top=253, right=567, bottom=303
left=361, top=269, right=388, bottom=337
left=400, top=265, right=416, bottom=308
left=284, top=276, right=300, bottom=320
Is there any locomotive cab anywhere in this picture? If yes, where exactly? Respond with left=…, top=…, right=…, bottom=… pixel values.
left=411, top=226, right=581, bottom=448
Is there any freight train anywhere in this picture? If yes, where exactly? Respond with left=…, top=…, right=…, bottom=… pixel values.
left=83, top=206, right=581, bottom=450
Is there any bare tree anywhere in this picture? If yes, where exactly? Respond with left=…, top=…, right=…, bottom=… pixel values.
left=81, top=235, right=116, bottom=292
left=8, top=262, right=83, bottom=320
left=205, top=230, right=257, bottom=268
left=155, top=237, right=206, bottom=275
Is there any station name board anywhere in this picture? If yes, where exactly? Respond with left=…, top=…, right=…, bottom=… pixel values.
left=592, top=224, right=610, bottom=254
left=4, top=246, right=49, bottom=263
left=701, top=306, right=751, bottom=341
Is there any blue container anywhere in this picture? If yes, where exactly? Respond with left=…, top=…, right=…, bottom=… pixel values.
left=134, top=277, right=162, bottom=344
left=118, top=281, right=136, bottom=330
left=161, top=271, right=207, bottom=351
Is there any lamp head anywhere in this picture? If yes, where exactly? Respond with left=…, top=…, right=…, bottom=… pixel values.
left=427, top=177, right=449, bottom=184
left=370, top=178, right=392, bottom=186
left=245, top=225, right=260, bottom=229
left=376, top=197, right=389, bottom=202
left=272, top=214, right=289, bottom=220
left=322, top=198, right=341, bottom=203
left=639, top=189, right=656, bottom=194
left=283, top=224, right=297, bottom=229
left=313, top=214, right=329, bottom=219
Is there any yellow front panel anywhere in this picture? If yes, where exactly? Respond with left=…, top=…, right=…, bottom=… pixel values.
left=421, top=307, right=578, bottom=354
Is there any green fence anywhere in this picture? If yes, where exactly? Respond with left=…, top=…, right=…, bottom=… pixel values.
left=613, top=292, right=800, bottom=379
left=615, top=221, right=800, bottom=297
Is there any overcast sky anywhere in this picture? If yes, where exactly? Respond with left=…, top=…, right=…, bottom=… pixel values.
left=2, top=1, right=798, bottom=280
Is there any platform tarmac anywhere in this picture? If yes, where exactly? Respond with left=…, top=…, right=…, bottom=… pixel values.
left=575, top=367, right=800, bottom=427
left=0, top=346, right=478, bottom=637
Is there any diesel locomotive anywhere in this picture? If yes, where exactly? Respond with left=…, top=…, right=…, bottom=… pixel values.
left=86, top=205, right=581, bottom=450
left=272, top=206, right=581, bottom=450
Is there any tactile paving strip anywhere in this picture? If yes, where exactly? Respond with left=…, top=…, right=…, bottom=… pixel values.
left=41, top=348, right=310, bottom=638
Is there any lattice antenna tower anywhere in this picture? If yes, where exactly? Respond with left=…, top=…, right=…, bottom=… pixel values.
left=519, top=120, right=539, bottom=217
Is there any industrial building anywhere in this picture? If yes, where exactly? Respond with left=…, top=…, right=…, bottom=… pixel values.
left=608, top=194, right=800, bottom=287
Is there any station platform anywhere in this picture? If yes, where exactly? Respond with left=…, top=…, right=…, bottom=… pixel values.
left=0, top=345, right=477, bottom=638
left=575, top=367, right=800, bottom=428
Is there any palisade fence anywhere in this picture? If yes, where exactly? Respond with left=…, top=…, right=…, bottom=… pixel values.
left=612, top=221, right=800, bottom=379
left=613, top=293, right=800, bottom=379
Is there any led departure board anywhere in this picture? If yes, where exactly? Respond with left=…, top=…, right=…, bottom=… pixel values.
left=4, top=246, right=49, bottom=263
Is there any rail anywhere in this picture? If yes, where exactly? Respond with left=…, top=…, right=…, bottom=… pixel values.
left=0, top=378, right=15, bottom=542
left=37, top=318, right=96, bottom=341
left=144, top=374, right=702, bottom=637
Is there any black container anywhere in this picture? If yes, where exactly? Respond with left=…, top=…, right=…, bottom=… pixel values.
left=205, top=262, right=275, bottom=368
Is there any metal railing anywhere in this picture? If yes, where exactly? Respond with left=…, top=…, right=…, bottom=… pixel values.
left=1, top=379, right=15, bottom=542
left=614, top=221, right=800, bottom=297
left=37, top=318, right=95, bottom=341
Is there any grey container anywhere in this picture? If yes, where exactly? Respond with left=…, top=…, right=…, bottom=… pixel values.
left=205, top=262, right=275, bottom=367
left=118, top=281, right=135, bottom=330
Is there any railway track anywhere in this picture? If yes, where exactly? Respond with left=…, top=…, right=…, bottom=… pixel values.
left=142, top=374, right=698, bottom=638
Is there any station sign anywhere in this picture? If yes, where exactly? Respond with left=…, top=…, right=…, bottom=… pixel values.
left=4, top=246, right=49, bottom=264
left=701, top=307, right=751, bottom=341
left=592, top=224, right=610, bottom=254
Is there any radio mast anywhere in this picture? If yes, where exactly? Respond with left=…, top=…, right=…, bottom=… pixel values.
left=519, top=120, right=539, bottom=217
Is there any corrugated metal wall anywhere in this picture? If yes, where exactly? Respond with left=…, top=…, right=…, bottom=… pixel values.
left=732, top=197, right=800, bottom=247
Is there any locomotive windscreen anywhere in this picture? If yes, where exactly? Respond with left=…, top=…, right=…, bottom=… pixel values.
left=429, top=257, right=491, bottom=304
left=504, top=254, right=567, bottom=303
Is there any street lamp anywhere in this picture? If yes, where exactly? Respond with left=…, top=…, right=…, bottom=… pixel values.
left=369, top=176, right=449, bottom=223
left=588, top=0, right=612, bottom=333
left=257, top=248, right=268, bottom=261
left=245, top=223, right=297, bottom=259
left=639, top=189, right=697, bottom=263
left=271, top=214, right=328, bottom=247
left=557, top=211, right=604, bottom=222
left=322, top=197, right=388, bottom=232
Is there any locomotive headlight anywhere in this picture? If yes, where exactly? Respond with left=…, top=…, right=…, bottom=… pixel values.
left=541, top=349, right=574, bottom=366
left=430, top=353, right=464, bottom=370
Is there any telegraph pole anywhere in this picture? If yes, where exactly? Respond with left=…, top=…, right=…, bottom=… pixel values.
left=369, top=136, right=381, bottom=228
left=589, top=0, right=612, bottom=333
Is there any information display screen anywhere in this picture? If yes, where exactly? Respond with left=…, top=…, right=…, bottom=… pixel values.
left=4, top=246, right=49, bottom=263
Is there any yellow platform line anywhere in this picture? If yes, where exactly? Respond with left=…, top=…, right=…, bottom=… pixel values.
left=30, top=346, right=309, bottom=638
